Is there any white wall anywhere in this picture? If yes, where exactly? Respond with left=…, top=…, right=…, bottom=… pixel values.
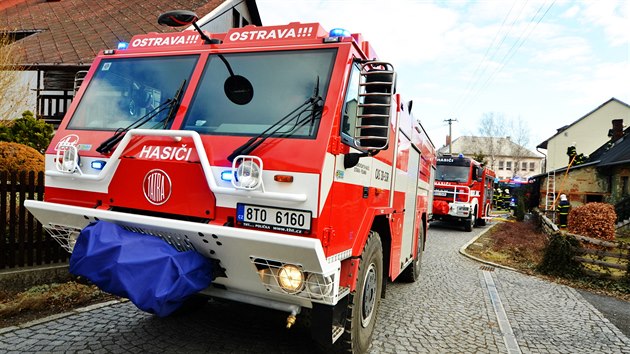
left=1, top=70, right=38, bottom=120
left=546, top=100, right=630, bottom=171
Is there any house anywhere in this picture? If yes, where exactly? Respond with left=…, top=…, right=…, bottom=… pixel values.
left=537, top=97, right=630, bottom=172
left=437, top=136, right=544, bottom=180
left=531, top=122, right=630, bottom=219
left=0, top=0, right=261, bottom=125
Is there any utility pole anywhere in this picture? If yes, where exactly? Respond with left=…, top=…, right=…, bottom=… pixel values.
left=444, top=118, right=457, bottom=155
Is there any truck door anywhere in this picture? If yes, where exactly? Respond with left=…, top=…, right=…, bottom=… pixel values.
left=399, top=139, right=420, bottom=266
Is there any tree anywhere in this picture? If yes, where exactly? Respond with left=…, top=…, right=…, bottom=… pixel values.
left=0, top=32, right=29, bottom=121
left=477, top=112, right=507, bottom=172
left=476, top=112, right=532, bottom=178
left=1, top=110, right=54, bottom=152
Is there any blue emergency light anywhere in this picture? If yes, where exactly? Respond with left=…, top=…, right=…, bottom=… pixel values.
left=117, top=41, right=129, bottom=50
left=220, top=170, right=233, bottom=182
left=91, top=160, right=106, bottom=170
left=328, top=28, right=350, bottom=38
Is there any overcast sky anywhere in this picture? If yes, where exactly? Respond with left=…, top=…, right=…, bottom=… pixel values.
left=256, top=0, right=629, bottom=150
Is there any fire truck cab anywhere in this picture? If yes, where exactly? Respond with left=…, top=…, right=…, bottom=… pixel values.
left=25, top=10, right=436, bottom=353
left=431, top=154, right=495, bottom=231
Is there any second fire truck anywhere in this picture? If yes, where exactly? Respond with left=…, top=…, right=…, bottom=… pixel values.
left=432, top=154, right=495, bottom=231
left=25, top=10, right=436, bottom=353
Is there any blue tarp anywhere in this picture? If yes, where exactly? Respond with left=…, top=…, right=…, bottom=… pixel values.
left=69, top=221, right=213, bottom=317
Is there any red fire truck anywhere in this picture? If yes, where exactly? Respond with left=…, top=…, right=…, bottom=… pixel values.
left=431, top=154, right=495, bottom=231
left=25, top=10, right=436, bottom=352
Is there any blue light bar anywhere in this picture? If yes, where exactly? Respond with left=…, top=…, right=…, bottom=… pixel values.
left=328, top=28, right=350, bottom=38
left=91, top=160, right=106, bottom=170
left=220, top=170, right=233, bottom=182
left=117, top=41, right=129, bottom=50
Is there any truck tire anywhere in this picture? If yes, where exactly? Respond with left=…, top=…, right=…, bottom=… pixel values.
left=334, top=231, right=383, bottom=353
left=464, top=209, right=475, bottom=232
left=476, top=204, right=488, bottom=226
left=399, top=225, right=424, bottom=282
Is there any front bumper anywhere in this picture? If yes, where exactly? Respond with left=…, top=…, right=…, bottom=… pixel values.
left=445, top=202, right=471, bottom=218
left=25, top=200, right=343, bottom=309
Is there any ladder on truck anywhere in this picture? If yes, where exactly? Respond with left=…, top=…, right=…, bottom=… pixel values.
left=546, top=170, right=556, bottom=222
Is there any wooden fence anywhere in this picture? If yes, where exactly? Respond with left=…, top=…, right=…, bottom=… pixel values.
left=0, top=171, right=68, bottom=270
left=537, top=210, right=629, bottom=279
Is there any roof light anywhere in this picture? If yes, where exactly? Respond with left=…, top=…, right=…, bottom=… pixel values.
left=458, top=153, right=464, bottom=158
left=329, top=28, right=350, bottom=38
left=117, top=41, right=129, bottom=50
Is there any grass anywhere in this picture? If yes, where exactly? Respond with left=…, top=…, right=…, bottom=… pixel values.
left=466, top=217, right=630, bottom=302
left=0, top=280, right=118, bottom=328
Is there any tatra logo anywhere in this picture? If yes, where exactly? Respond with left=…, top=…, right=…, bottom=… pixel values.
left=138, top=145, right=193, bottom=161
left=54, top=134, right=80, bottom=151
left=143, top=169, right=172, bottom=205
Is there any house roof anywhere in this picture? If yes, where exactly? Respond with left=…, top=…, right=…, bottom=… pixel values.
left=438, top=136, right=542, bottom=159
left=594, top=129, right=630, bottom=168
left=536, top=97, right=630, bottom=149
left=0, top=0, right=261, bottom=68
left=530, top=126, right=630, bottom=180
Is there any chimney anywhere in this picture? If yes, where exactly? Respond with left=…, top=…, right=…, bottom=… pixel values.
left=609, top=119, right=623, bottom=141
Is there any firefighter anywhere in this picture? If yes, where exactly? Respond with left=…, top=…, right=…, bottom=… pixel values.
left=494, top=188, right=503, bottom=210
left=502, top=188, right=511, bottom=211
left=557, top=194, right=571, bottom=228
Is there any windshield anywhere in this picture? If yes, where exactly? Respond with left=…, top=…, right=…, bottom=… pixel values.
left=436, top=165, right=471, bottom=183
left=182, top=49, right=336, bottom=138
left=67, top=55, right=198, bottom=130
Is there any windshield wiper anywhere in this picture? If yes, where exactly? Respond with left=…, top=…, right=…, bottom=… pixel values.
left=227, top=89, right=323, bottom=162
left=96, top=80, right=186, bottom=154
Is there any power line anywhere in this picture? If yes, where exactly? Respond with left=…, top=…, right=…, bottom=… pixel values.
left=451, top=0, right=555, bottom=118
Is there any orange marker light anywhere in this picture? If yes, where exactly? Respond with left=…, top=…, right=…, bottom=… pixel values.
left=274, top=175, right=294, bottom=183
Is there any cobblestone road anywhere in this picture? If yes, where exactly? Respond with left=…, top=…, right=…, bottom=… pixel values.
left=0, top=223, right=628, bottom=353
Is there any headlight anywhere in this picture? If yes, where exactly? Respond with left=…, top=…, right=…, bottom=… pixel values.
left=277, top=264, right=304, bottom=294
left=306, top=273, right=333, bottom=299
left=56, top=145, right=80, bottom=173
left=232, top=156, right=263, bottom=190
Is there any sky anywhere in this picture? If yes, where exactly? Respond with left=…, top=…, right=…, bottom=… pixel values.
left=256, top=0, right=630, bottom=151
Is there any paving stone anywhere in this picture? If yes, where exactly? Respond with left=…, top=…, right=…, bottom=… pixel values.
left=0, top=224, right=627, bottom=353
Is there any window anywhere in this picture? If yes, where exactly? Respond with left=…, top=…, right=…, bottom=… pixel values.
left=232, top=9, right=241, bottom=28
left=506, top=161, right=512, bottom=171
left=498, top=161, right=504, bottom=170
left=341, top=63, right=361, bottom=142
left=522, top=162, right=527, bottom=171
left=183, top=49, right=337, bottom=138
left=529, top=162, right=535, bottom=171
left=622, top=176, right=629, bottom=197
left=68, top=55, right=199, bottom=130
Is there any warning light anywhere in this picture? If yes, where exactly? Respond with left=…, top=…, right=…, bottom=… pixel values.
left=220, top=170, right=234, bottom=182
left=90, top=160, right=106, bottom=170
left=328, top=28, right=350, bottom=37
left=117, top=41, right=129, bottom=50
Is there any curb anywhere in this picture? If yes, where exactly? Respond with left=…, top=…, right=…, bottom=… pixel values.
left=458, top=221, right=519, bottom=272
left=0, top=299, right=129, bottom=334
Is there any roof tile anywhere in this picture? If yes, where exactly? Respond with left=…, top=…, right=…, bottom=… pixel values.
left=1, top=0, right=231, bottom=66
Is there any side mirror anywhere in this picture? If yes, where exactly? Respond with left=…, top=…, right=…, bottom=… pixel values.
left=353, top=61, right=395, bottom=151
left=157, top=10, right=199, bottom=27
left=158, top=10, right=218, bottom=44
left=475, top=167, right=483, bottom=182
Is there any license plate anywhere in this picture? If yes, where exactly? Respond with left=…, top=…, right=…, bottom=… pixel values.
left=236, top=203, right=312, bottom=234
left=434, top=190, right=447, bottom=196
